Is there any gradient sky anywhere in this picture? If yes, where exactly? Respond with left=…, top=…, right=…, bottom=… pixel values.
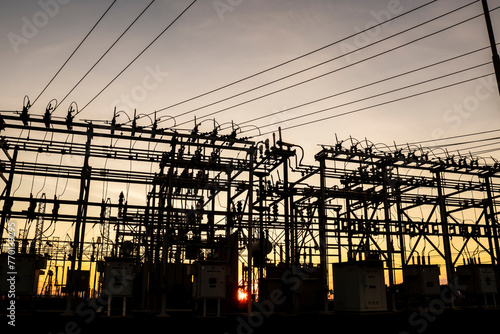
left=1, top=0, right=500, bottom=164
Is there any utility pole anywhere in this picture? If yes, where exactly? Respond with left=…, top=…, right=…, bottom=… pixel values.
left=247, top=147, right=255, bottom=315
left=0, top=146, right=18, bottom=244
left=483, top=176, right=500, bottom=264
left=381, top=164, right=396, bottom=311
left=317, top=155, right=329, bottom=313
left=482, top=0, right=500, bottom=95
left=65, top=126, right=92, bottom=314
left=435, top=171, right=455, bottom=303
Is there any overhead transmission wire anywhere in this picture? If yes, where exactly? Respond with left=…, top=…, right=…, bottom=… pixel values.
left=426, top=136, right=500, bottom=150
left=398, top=128, right=500, bottom=147
left=31, top=0, right=117, bottom=108
left=129, top=0, right=438, bottom=124
left=428, top=138, right=500, bottom=156
left=184, top=4, right=489, bottom=129
left=245, top=10, right=500, bottom=138
left=388, top=128, right=500, bottom=158
left=470, top=146, right=500, bottom=156
left=172, top=1, right=480, bottom=127
left=422, top=143, right=500, bottom=162
left=55, top=0, right=157, bottom=110
left=234, top=46, right=492, bottom=130
left=250, top=71, right=495, bottom=139
left=455, top=140, right=500, bottom=154
left=79, top=0, right=198, bottom=113
left=243, top=62, right=491, bottom=136
left=405, top=136, right=500, bottom=157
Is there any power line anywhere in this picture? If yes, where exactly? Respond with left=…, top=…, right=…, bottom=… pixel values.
left=79, top=0, right=198, bottom=113
left=399, top=128, right=500, bottom=147
left=232, top=46, right=491, bottom=130
left=428, top=137, right=500, bottom=150
left=469, top=146, right=500, bottom=157
left=130, top=0, right=438, bottom=123
left=56, top=0, right=157, bottom=110
left=431, top=139, right=500, bottom=157
left=31, top=0, right=117, bottom=108
left=242, top=62, right=490, bottom=135
left=174, top=1, right=485, bottom=127
left=248, top=73, right=495, bottom=139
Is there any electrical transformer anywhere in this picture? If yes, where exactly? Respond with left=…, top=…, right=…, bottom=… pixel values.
left=333, top=261, right=387, bottom=312
left=192, top=262, right=226, bottom=299
left=102, top=257, right=135, bottom=297
left=403, top=265, right=441, bottom=296
left=0, top=253, right=45, bottom=295
left=66, top=270, right=90, bottom=292
left=456, top=264, right=497, bottom=295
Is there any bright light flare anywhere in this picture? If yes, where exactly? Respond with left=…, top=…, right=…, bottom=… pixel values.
left=238, top=289, right=248, bottom=302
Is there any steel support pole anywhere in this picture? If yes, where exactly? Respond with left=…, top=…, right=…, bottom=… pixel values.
left=66, top=132, right=92, bottom=314
left=381, top=165, right=395, bottom=310
left=396, top=192, right=407, bottom=271
left=247, top=148, right=255, bottom=315
left=435, top=172, right=456, bottom=293
left=258, top=175, right=265, bottom=285
left=482, top=0, right=500, bottom=95
left=0, top=146, right=18, bottom=244
left=226, top=168, right=232, bottom=238
left=159, top=141, right=176, bottom=317
left=290, top=193, right=297, bottom=265
left=484, top=176, right=500, bottom=264
left=283, top=155, right=290, bottom=268
left=336, top=209, right=342, bottom=263
left=77, top=128, right=93, bottom=270
left=318, top=157, right=329, bottom=313
left=346, top=196, right=353, bottom=261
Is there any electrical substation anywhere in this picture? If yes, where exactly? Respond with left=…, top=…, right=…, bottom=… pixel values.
left=2, top=0, right=500, bottom=332
left=0, top=100, right=499, bottom=322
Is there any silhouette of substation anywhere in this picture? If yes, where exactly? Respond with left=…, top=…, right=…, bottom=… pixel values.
left=0, top=102, right=499, bottom=317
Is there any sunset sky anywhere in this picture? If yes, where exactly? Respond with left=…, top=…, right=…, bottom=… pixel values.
left=1, top=0, right=500, bottom=163
left=2, top=0, right=500, bottom=300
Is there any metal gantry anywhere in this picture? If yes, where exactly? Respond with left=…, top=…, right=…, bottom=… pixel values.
left=0, top=105, right=499, bottom=313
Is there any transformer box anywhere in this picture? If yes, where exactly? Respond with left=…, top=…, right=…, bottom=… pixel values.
left=102, top=257, right=135, bottom=297
left=66, top=270, right=90, bottom=293
left=456, top=264, right=497, bottom=295
left=333, top=261, right=387, bottom=312
left=0, top=253, right=45, bottom=295
left=192, top=262, right=226, bottom=299
left=259, top=264, right=323, bottom=312
left=403, top=265, right=441, bottom=296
